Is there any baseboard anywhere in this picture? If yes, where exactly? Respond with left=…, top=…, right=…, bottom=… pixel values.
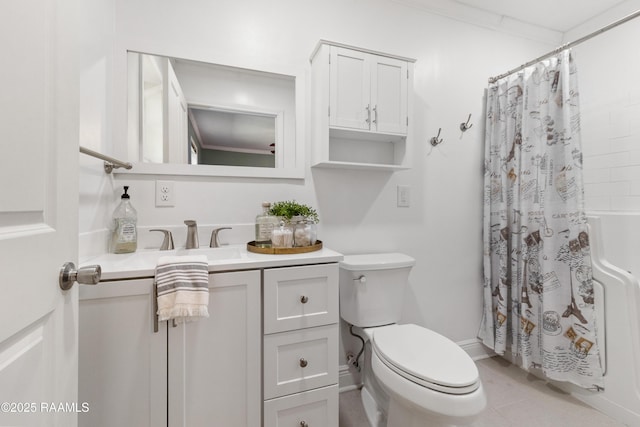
left=339, top=364, right=362, bottom=392
left=457, top=338, right=496, bottom=361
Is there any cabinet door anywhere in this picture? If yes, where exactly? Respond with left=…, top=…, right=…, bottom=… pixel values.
left=330, top=46, right=371, bottom=130
left=168, top=270, right=261, bottom=427
left=371, top=55, right=408, bottom=134
left=79, top=278, right=167, bottom=427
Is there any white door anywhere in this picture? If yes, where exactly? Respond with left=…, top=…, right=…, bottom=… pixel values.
left=0, top=1, right=80, bottom=426
left=166, top=60, right=189, bottom=165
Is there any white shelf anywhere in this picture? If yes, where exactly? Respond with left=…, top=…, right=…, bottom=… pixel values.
left=311, top=160, right=410, bottom=171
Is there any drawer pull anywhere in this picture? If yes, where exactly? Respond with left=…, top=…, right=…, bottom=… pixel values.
left=300, top=421, right=308, bottom=427
left=299, top=358, right=308, bottom=368
left=300, top=295, right=309, bottom=304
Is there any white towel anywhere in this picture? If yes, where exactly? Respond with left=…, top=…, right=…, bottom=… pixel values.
left=155, top=255, right=209, bottom=323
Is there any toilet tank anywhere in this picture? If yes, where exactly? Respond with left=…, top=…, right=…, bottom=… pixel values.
left=339, top=253, right=415, bottom=327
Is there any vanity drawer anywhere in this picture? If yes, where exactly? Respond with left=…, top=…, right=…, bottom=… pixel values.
left=264, top=324, right=338, bottom=399
left=263, top=384, right=338, bottom=427
left=264, top=264, right=338, bottom=334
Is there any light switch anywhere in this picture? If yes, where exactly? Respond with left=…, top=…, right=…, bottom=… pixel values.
left=397, top=185, right=410, bottom=207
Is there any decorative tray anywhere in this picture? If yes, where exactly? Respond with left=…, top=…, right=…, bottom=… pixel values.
left=246, top=240, right=323, bottom=255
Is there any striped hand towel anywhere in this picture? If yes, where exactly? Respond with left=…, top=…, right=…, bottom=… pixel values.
left=155, top=255, right=209, bottom=323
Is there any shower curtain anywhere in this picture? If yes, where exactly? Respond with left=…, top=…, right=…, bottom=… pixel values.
left=479, top=50, right=604, bottom=389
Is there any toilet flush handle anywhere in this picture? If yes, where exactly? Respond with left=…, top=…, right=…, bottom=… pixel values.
left=353, top=275, right=366, bottom=284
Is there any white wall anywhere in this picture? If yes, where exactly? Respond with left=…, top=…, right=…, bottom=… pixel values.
left=79, top=0, right=557, bottom=361
left=565, top=0, right=640, bottom=212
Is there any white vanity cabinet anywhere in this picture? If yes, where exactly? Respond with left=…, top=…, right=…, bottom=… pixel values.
left=311, top=41, right=415, bottom=170
left=79, top=270, right=260, bottom=427
left=78, top=247, right=343, bottom=427
left=263, top=264, right=340, bottom=427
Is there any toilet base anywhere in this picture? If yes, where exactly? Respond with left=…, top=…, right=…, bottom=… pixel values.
left=361, top=386, right=386, bottom=427
left=387, top=398, right=477, bottom=427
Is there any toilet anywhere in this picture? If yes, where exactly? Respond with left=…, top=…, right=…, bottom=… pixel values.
left=339, top=253, right=487, bottom=427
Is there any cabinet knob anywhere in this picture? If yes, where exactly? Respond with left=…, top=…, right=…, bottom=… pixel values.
left=300, top=421, right=308, bottom=427
left=299, top=358, right=308, bottom=368
left=300, top=295, right=309, bottom=304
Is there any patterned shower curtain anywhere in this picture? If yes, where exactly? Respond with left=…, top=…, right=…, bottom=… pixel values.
left=479, top=50, right=604, bottom=390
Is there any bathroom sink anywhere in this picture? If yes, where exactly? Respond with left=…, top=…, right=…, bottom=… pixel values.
left=173, top=246, right=244, bottom=262
left=87, top=245, right=247, bottom=280
left=85, top=243, right=341, bottom=281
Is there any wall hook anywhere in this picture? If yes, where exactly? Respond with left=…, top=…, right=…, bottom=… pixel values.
left=460, top=114, right=473, bottom=132
left=430, top=128, right=443, bottom=146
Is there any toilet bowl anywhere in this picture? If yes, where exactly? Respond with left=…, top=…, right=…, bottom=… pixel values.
left=339, top=253, right=486, bottom=427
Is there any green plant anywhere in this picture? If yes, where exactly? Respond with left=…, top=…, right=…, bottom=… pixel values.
left=269, top=200, right=319, bottom=223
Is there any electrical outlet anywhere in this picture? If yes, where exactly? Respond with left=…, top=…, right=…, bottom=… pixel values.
left=155, top=180, right=175, bottom=207
left=397, top=185, right=410, bottom=207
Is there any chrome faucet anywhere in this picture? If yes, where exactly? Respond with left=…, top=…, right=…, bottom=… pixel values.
left=184, top=220, right=199, bottom=249
left=210, top=227, right=232, bottom=248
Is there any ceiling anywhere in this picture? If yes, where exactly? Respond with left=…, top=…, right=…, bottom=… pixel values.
left=442, top=0, right=628, bottom=32
left=189, top=107, right=276, bottom=155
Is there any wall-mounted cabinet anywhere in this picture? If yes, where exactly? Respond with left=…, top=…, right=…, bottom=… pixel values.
left=310, top=41, right=415, bottom=171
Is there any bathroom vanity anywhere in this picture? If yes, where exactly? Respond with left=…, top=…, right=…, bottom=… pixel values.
left=78, top=246, right=342, bottom=427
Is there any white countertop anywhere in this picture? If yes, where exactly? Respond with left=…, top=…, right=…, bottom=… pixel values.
left=82, top=244, right=344, bottom=281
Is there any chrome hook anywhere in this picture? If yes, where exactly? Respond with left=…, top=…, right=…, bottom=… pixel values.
left=460, top=114, right=473, bottom=132
left=430, top=128, right=443, bottom=146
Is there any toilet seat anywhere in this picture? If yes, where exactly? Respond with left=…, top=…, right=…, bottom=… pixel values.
left=372, top=324, right=480, bottom=395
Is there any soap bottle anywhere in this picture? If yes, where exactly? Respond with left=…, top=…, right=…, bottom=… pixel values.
left=111, top=186, right=138, bottom=254
left=254, top=202, right=279, bottom=248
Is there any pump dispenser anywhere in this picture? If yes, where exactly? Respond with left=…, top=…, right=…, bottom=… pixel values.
left=111, top=186, right=138, bottom=253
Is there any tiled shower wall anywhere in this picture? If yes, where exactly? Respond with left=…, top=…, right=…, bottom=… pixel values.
left=582, top=100, right=640, bottom=211
left=574, top=13, right=640, bottom=212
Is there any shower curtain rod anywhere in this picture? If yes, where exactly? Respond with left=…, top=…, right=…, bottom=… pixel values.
left=488, top=9, right=640, bottom=83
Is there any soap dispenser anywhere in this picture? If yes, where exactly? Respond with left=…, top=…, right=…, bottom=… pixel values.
left=111, top=186, right=138, bottom=254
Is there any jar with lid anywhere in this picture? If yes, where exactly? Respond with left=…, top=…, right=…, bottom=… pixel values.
left=271, top=220, right=293, bottom=248
left=307, top=219, right=317, bottom=245
left=293, top=216, right=312, bottom=247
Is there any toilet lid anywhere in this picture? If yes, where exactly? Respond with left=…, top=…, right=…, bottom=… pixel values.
left=372, top=324, right=479, bottom=394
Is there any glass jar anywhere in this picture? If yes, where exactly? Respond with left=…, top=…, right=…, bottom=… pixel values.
left=293, top=216, right=312, bottom=247
left=271, top=221, right=293, bottom=248
left=307, top=220, right=317, bottom=245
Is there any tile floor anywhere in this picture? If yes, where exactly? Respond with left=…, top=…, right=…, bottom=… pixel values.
left=339, top=356, right=627, bottom=427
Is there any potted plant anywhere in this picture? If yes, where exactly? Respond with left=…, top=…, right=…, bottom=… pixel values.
left=269, top=200, right=319, bottom=247
left=268, top=200, right=319, bottom=224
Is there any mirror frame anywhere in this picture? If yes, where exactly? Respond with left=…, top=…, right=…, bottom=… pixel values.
left=113, top=51, right=306, bottom=179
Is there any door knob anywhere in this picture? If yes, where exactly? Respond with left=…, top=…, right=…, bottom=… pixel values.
left=59, top=262, right=101, bottom=290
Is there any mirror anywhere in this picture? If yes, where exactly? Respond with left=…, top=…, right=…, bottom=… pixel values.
left=124, top=52, right=303, bottom=178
